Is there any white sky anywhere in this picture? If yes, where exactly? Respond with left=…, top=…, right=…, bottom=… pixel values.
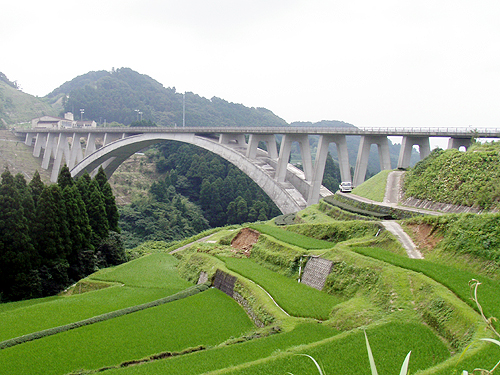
left=2, top=0, right=500, bottom=137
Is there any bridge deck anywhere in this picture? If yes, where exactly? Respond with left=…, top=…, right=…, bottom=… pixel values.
left=14, top=126, right=500, bottom=138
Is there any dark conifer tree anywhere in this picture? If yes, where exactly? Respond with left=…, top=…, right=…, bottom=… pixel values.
left=76, top=171, right=92, bottom=207
left=87, top=179, right=110, bottom=248
left=236, top=196, right=248, bottom=223
left=28, top=170, right=45, bottom=208
left=0, top=168, right=40, bottom=301
left=57, top=164, right=74, bottom=190
left=62, top=185, right=95, bottom=281
left=94, top=166, right=108, bottom=190
left=93, top=168, right=120, bottom=233
left=33, top=184, right=71, bottom=295
left=101, top=182, right=120, bottom=233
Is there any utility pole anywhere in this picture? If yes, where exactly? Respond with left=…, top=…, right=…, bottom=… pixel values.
left=183, top=92, right=185, bottom=127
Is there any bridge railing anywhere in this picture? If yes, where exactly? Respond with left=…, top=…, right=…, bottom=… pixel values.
left=14, top=126, right=500, bottom=137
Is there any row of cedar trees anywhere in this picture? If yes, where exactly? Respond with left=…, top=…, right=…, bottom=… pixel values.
left=0, top=165, right=123, bottom=302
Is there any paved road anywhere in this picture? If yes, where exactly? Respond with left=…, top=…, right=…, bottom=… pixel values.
left=384, top=170, right=404, bottom=204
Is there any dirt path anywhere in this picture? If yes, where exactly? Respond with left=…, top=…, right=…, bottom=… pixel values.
left=169, top=234, right=216, bottom=254
left=381, top=221, right=423, bottom=259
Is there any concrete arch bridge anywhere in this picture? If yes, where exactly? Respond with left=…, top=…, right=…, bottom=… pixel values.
left=16, top=126, right=500, bottom=214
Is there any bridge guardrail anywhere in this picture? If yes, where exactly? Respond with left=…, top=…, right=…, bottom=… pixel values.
left=13, top=126, right=500, bottom=137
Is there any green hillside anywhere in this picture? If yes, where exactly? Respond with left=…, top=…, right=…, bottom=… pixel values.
left=0, top=73, right=59, bottom=127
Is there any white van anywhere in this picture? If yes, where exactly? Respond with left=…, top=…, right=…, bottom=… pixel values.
left=339, top=181, right=353, bottom=193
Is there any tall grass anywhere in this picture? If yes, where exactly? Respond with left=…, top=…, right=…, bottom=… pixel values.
left=90, top=252, right=192, bottom=289
left=0, top=287, right=168, bottom=342
left=0, top=253, right=192, bottom=342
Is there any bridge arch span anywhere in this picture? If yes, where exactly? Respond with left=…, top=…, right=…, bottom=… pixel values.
left=70, top=133, right=304, bottom=214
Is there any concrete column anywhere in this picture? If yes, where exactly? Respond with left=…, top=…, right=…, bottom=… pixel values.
left=353, top=135, right=392, bottom=187
left=397, top=136, right=431, bottom=169
left=85, top=133, right=98, bottom=157
left=307, top=135, right=350, bottom=205
left=103, top=132, right=124, bottom=145
left=24, top=133, right=35, bottom=146
left=246, top=134, right=278, bottom=160
left=51, top=133, right=71, bottom=182
left=276, top=134, right=312, bottom=182
left=448, top=137, right=472, bottom=150
left=69, top=133, right=84, bottom=169
left=33, top=133, right=47, bottom=157
left=41, top=133, right=58, bottom=170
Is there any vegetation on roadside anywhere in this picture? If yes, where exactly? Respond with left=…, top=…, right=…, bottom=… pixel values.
left=403, top=213, right=500, bottom=279
left=403, top=142, right=500, bottom=209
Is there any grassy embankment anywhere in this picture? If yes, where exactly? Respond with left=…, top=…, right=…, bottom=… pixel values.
left=403, top=142, right=500, bottom=210
left=351, top=169, right=391, bottom=202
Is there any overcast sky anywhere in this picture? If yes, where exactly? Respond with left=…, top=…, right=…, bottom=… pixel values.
left=2, top=0, right=500, bottom=133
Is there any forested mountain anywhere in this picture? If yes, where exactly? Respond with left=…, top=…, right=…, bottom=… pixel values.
left=46, top=68, right=287, bottom=128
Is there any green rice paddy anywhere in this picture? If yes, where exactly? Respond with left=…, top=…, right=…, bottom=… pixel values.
left=222, top=256, right=343, bottom=320
left=0, top=289, right=253, bottom=375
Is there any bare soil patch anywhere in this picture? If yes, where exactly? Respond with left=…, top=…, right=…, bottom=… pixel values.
left=406, top=223, right=443, bottom=254
left=231, top=228, right=260, bottom=256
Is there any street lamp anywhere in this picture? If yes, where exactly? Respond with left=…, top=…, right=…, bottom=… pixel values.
left=80, top=109, right=84, bottom=121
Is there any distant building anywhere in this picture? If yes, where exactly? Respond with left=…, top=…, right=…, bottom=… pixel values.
left=31, top=112, right=97, bottom=129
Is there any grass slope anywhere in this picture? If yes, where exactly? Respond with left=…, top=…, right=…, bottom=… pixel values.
left=351, top=169, right=391, bottom=202
left=249, top=223, right=335, bottom=249
left=352, top=247, right=500, bottom=327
